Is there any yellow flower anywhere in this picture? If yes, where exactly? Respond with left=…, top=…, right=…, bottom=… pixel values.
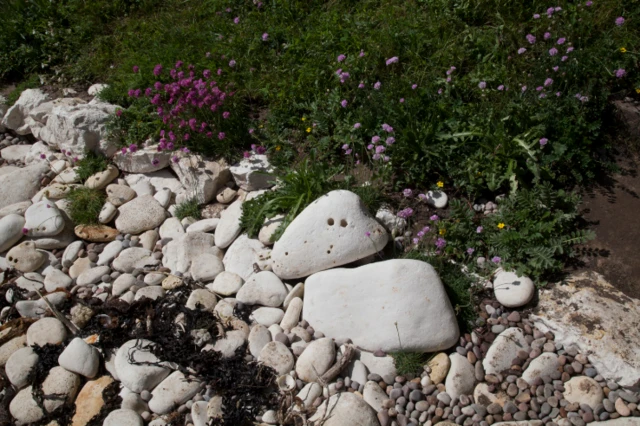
left=620, top=47, right=627, bottom=53
left=636, top=88, right=640, bottom=94
left=275, top=145, right=281, bottom=151
left=301, top=117, right=306, bottom=121
left=306, top=127, right=311, bottom=133
left=437, top=181, right=444, bottom=188
left=439, top=228, right=447, bottom=235
left=497, top=223, right=505, bottom=229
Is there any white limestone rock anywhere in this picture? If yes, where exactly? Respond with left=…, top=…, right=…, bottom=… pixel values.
left=236, top=271, right=288, bottom=307
left=148, top=371, right=201, bottom=415
left=483, top=327, right=530, bottom=375
left=58, top=337, right=100, bottom=378
left=6, top=241, right=47, bottom=272
left=303, top=259, right=459, bottom=352
left=106, top=184, right=136, bottom=207
left=170, top=154, right=230, bottom=204
left=309, top=392, right=379, bottom=426
left=295, top=338, right=336, bottom=383
left=445, top=353, right=475, bottom=400
left=2, top=89, right=50, bottom=135
left=221, top=234, right=266, bottom=280
left=114, top=339, right=172, bottom=393
left=113, top=145, right=171, bottom=173
left=259, top=341, right=294, bottom=375
left=206, top=271, right=243, bottom=296
left=214, top=196, right=244, bottom=249
left=493, top=270, right=535, bottom=308
left=0, top=213, right=25, bottom=252
left=6, top=347, right=39, bottom=388
left=272, top=190, right=388, bottom=279
left=41, top=366, right=81, bottom=412
left=0, top=163, right=49, bottom=209
left=115, top=195, right=166, bottom=235
left=230, top=153, right=275, bottom=191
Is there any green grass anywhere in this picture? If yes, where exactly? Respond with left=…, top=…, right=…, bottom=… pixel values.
left=174, top=198, right=202, bottom=220
left=67, top=187, right=106, bottom=225
left=390, top=352, right=428, bottom=377
left=76, top=151, right=110, bottom=183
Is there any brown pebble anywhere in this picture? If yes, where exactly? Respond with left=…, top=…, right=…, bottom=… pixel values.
left=467, top=352, right=477, bottom=364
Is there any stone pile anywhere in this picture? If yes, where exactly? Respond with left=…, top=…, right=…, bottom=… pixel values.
left=0, top=88, right=638, bottom=426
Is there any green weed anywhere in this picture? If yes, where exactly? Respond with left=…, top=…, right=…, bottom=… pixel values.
left=67, top=187, right=105, bottom=225
left=174, top=198, right=202, bottom=221
left=76, top=151, right=110, bottom=183
left=390, top=352, right=428, bottom=377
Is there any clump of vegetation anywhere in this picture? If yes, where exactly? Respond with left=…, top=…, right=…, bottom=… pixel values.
left=174, top=198, right=201, bottom=221
left=75, top=151, right=110, bottom=183
left=390, top=351, right=428, bottom=377
left=67, top=187, right=105, bottom=225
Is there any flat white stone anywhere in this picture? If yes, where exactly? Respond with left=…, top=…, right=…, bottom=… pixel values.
left=2, top=89, right=50, bottom=134
left=99, top=201, right=118, bottom=224
left=139, top=229, right=159, bottom=251
left=112, top=247, right=159, bottom=273
left=522, top=352, right=560, bottom=384
left=9, top=386, right=44, bottom=424
left=41, top=366, right=81, bottom=412
left=113, top=145, right=171, bottom=173
left=134, top=286, right=165, bottom=301
left=185, top=289, right=218, bottom=312
left=445, top=353, right=475, bottom=400
left=153, top=188, right=172, bottom=208
left=248, top=324, right=272, bottom=358
left=97, top=240, right=123, bottom=265
left=236, top=271, right=288, bottom=307
left=116, top=195, right=166, bottom=235
left=103, top=408, right=144, bottom=426
left=24, top=198, right=64, bottom=237
left=283, top=282, right=304, bottom=309
left=531, top=272, right=640, bottom=387
left=159, top=217, right=184, bottom=240
left=106, top=184, right=136, bottom=207
left=259, top=341, right=294, bottom=375
left=77, top=265, right=110, bottom=286
left=0, top=213, right=25, bottom=252
left=1, top=144, right=32, bottom=162
left=190, top=253, right=224, bottom=282
left=363, top=380, right=388, bottom=412
left=0, top=201, right=32, bottom=219
left=272, top=190, right=389, bottom=279
left=309, top=391, right=378, bottom=426
left=207, top=271, right=243, bottom=296
left=162, top=232, right=220, bottom=275
left=304, top=259, right=459, bottom=352
left=483, top=327, right=530, bottom=375
left=170, top=154, right=230, bottom=204
left=563, top=376, right=604, bottom=410
left=295, top=338, right=336, bottom=382
left=62, top=240, right=83, bottom=265
left=295, top=382, right=323, bottom=410
left=85, top=165, right=119, bottom=189
left=112, top=273, right=137, bottom=296
left=214, top=197, right=243, bottom=248
left=222, top=234, right=266, bottom=280
left=186, top=218, right=219, bottom=233
left=493, top=270, right=535, bottom=308
left=280, top=297, right=303, bottom=331
left=6, top=346, right=39, bottom=388
left=258, top=214, right=284, bottom=246
left=26, top=317, right=67, bottom=346
left=250, top=307, right=285, bottom=326
left=0, top=163, right=49, bottom=209
left=148, top=371, right=201, bottom=415
left=58, top=337, right=100, bottom=378
left=44, top=268, right=73, bottom=292
left=53, top=166, right=80, bottom=184
left=114, top=339, right=172, bottom=393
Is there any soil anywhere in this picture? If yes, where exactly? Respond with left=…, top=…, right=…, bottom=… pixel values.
left=573, top=151, right=640, bottom=300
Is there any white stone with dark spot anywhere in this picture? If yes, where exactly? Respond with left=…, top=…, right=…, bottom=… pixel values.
left=426, top=190, right=448, bottom=209
left=493, top=271, right=535, bottom=308
left=185, top=289, right=218, bottom=312
left=99, top=201, right=117, bottom=224
left=363, top=380, right=388, bottom=412
left=563, top=376, right=604, bottom=410
left=116, top=195, right=166, bottom=235
left=483, top=327, right=530, bottom=375
left=190, top=253, right=224, bottom=282
left=6, top=241, right=46, bottom=272
left=134, top=286, right=165, bottom=301
left=106, top=184, right=136, bottom=207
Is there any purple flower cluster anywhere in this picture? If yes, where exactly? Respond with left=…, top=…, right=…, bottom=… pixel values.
left=397, top=208, right=414, bottom=219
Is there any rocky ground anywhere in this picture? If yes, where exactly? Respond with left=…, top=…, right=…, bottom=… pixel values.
left=0, top=87, right=638, bottom=426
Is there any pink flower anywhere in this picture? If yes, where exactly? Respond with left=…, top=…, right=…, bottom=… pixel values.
left=367, top=144, right=374, bottom=150
left=175, top=60, right=183, bottom=68
left=152, top=158, right=160, bottom=166
left=359, top=50, right=365, bottom=57
left=556, top=92, right=562, bottom=97
left=411, top=84, right=418, bottom=90
left=544, top=78, right=553, bottom=87
left=243, top=151, right=251, bottom=158
left=233, top=16, right=239, bottom=24
left=375, top=145, right=386, bottom=154
left=467, top=248, right=475, bottom=255
left=121, top=147, right=127, bottom=155
left=491, top=256, right=501, bottom=264
left=133, top=65, right=140, bottom=73
left=557, top=37, right=566, bottom=45
left=223, top=111, right=230, bottom=119
left=430, top=215, right=439, bottom=221
left=539, top=137, right=549, bottom=146
left=561, top=55, right=568, bottom=61
left=153, top=64, right=163, bottom=76
left=615, top=17, right=625, bottom=26
left=518, top=47, right=527, bottom=54
left=353, top=123, right=361, bottom=129
left=386, top=137, right=395, bottom=145
left=382, top=123, right=394, bottom=133
left=40, top=153, right=46, bottom=159
left=533, top=13, right=540, bottom=19
left=371, top=136, right=381, bottom=143
left=262, top=33, right=269, bottom=41
left=341, top=99, right=348, bottom=108
left=385, top=56, right=399, bottom=66
left=184, top=133, right=190, bottom=141
left=478, top=81, right=487, bottom=89
left=397, top=208, right=414, bottom=219
left=476, top=226, right=483, bottom=233
left=567, top=47, right=574, bottom=53
left=522, top=85, right=527, bottom=92
left=497, top=85, right=505, bottom=91
left=116, top=109, right=122, bottom=117
left=615, top=68, right=626, bottom=78
left=172, top=156, right=179, bottom=163
left=218, top=132, right=226, bottom=140
left=526, top=34, right=536, bottom=44
left=586, top=1, right=592, bottom=5
left=249, top=128, right=255, bottom=134
left=374, top=81, right=381, bottom=90
left=403, top=188, right=413, bottom=197
left=21, top=228, right=28, bottom=235
left=549, top=48, right=558, bottom=56
left=399, top=98, right=405, bottom=103
left=544, top=32, right=551, bottom=40
left=365, top=231, right=371, bottom=237
left=229, top=60, right=236, bottom=67
left=128, top=144, right=138, bottom=152
left=553, top=66, right=559, bottom=71
left=337, top=54, right=346, bottom=62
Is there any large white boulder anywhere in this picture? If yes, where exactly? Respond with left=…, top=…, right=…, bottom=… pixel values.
left=272, top=190, right=388, bottom=279
left=1, top=89, right=50, bottom=135
left=170, top=154, right=230, bottom=204
left=303, top=259, right=459, bottom=352
left=531, top=271, right=640, bottom=387
left=27, top=98, right=87, bottom=140
left=37, top=99, right=120, bottom=156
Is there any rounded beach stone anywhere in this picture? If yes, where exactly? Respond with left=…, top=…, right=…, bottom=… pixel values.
left=103, top=408, right=144, bottom=426
left=207, top=271, right=243, bottom=296
left=6, top=241, right=46, bottom=272
left=9, top=386, right=44, bottom=424
left=58, top=337, right=100, bottom=378
left=259, top=341, right=294, bottom=375
left=295, top=338, right=336, bottom=382
left=493, top=271, right=535, bottom=308
left=41, top=366, right=81, bottom=412
left=6, top=346, right=39, bottom=388
left=27, top=317, right=67, bottom=347
left=0, top=213, right=25, bottom=252
left=563, top=376, right=604, bottom=410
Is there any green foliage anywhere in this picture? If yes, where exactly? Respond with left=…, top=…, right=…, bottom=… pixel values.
left=66, top=187, right=105, bottom=225
left=174, top=198, right=202, bottom=221
left=390, top=352, right=428, bottom=377
left=239, top=156, right=345, bottom=241
left=75, top=152, right=109, bottom=183
left=414, top=182, right=594, bottom=283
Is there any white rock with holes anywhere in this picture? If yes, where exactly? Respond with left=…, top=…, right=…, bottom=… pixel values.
left=24, top=198, right=64, bottom=237
left=303, top=259, right=459, bottom=352
left=493, top=270, right=535, bottom=308
left=272, top=190, right=388, bottom=279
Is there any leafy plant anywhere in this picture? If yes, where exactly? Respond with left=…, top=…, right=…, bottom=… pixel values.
left=67, top=187, right=105, bottom=225
left=174, top=198, right=202, bottom=221
left=390, top=352, right=428, bottom=377
left=76, top=151, right=110, bottom=183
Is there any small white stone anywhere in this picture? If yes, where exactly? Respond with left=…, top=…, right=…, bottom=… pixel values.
left=207, top=271, right=243, bottom=296
left=112, top=273, right=137, bottom=296
left=112, top=247, right=159, bottom=273
left=99, top=201, right=118, bottom=224
left=24, top=198, right=64, bottom=237
left=9, top=386, right=44, bottom=424
left=103, top=408, right=144, bottom=426
left=190, top=253, right=224, bottom=282
left=106, top=184, right=137, bottom=207
left=483, top=327, right=530, bottom=375
left=114, top=339, right=172, bottom=393
left=186, top=218, right=219, bottom=233
left=62, top=240, right=83, bottom=265
left=236, top=271, right=288, bottom=307
left=258, top=215, right=284, bottom=246
left=563, top=376, right=604, bottom=410
left=76, top=265, right=110, bottom=286
left=425, top=190, right=448, bottom=209
left=6, top=347, right=39, bottom=388
left=251, top=307, right=285, bottom=327
left=262, top=410, right=278, bottom=425
left=295, top=338, right=336, bottom=382
left=248, top=324, right=272, bottom=358
left=208, top=329, right=246, bottom=358
left=493, top=271, right=535, bottom=308
left=259, top=341, right=294, bottom=375
left=363, top=380, right=388, bottom=412
left=41, top=366, right=81, bottom=412
left=214, top=197, right=244, bottom=249
left=0, top=213, right=25, bottom=252
left=153, top=188, right=172, bottom=208
left=139, top=230, right=159, bottom=251
left=445, top=353, right=475, bottom=400
left=522, top=352, right=560, bottom=384
left=185, top=289, right=218, bottom=312
left=230, top=154, right=275, bottom=191
left=280, top=297, right=303, bottom=331
left=216, top=187, right=237, bottom=204
left=147, top=371, right=201, bottom=415
left=44, top=268, right=73, bottom=292
left=222, top=234, right=266, bottom=280
left=134, top=286, right=165, bottom=301
left=26, top=317, right=67, bottom=346
left=58, top=337, right=100, bottom=378
left=144, top=272, right=165, bottom=286
left=283, top=282, right=304, bottom=309
left=97, top=240, right=123, bottom=266
left=85, top=165, right=119, bottom=190
left=309, top=391, right=378, bottom=426
left=116, top=195, right=166, bottom=235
